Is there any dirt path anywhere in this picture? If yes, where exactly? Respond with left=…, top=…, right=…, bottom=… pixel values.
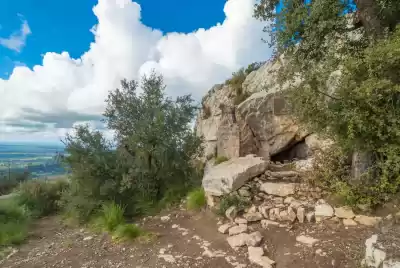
left=0, top=209, right=385, bottom=268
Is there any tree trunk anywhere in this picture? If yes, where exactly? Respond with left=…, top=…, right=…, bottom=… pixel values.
left=354, top=0, right=385, bottom=40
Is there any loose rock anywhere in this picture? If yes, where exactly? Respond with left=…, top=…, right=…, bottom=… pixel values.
left=296, top=235, right=319, bottom=247
left=297, top=207, right=305, bottom=223
left=315, top=204, right=334, bottom=218
left=229, top=224, right=248, bottom=236
left=218, top=223, right=236, bottom=234
left=248, top=246, right=275, bottom=268
left=247, top=231, right=263, bottom=247
left=335, top=206, right=355, bottom=219
left=226, top=206, right=238, bottom=221
left=261, top=219, right=280, bottom=229
left=306, top=212, right=315, bottom=223
left=244, top=212, right=263, bottom=222
left=343, top=219, right=358, bottom=226
left=260, top=182, right=297, bottom=197
left=355, top=215, right=382, bottom=226
left=235, top=217, right=248, bottom=224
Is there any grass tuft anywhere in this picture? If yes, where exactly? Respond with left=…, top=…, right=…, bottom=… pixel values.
left=112, top=223, right=143, bottom=241
left=186, top=188, right=206, bottom=210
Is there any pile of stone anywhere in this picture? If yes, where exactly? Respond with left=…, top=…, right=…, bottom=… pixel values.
left=203, top=155, right=383, bottom=229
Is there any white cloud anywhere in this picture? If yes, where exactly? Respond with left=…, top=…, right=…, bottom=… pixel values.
left=0, top=17, right=31, bottom=52
left=0, top=0, right=272, bottom=142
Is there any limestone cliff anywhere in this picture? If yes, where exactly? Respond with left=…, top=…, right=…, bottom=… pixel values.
left=195, top=59, right=330, bottom=162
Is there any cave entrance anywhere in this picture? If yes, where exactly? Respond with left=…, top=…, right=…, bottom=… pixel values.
left=270, top=138, right=309, bottom=163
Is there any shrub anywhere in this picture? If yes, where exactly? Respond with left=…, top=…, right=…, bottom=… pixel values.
left=186, top=188, right=206, bottom=210
left=61, top=73, right=204, bottom=222
left=216, top=195, right=250, bottom=217
left=214, top=156, right=229, bottom=165
left=93, top=202, right=125, bottom=232
left=112, top=223, right=144, bottom=241
left=0, top=199, right=31, bottom=247
left=290, top=28, right=400, bottom=208
left=15, top=179, right=69, bottom=217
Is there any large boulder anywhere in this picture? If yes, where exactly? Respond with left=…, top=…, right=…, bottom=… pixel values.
left=202, top=155, right=268, bottom=197
left=237, top=90, right=309, bottom=159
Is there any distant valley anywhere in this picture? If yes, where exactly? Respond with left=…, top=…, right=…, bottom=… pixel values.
left=0, top=142, right=68, bottom=179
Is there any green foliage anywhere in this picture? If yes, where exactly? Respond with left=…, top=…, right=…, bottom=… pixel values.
left=15, top=179, right=69, bottom=217
left=186, top=188, right=206, bottom=210
left=254, top=0, right=400, bottom=208
left=93, top=202, right=125, bottom=232
left=216, top=195, right=250, bottom=216
left=226, top=62, right=264, bottom=105
left=61, top=72, right=204, bottom=222
left=112, top=223, right=144, bottom=241
left=214, top=156, right=229, bottom=165
left=0, top=199, right=31, bottom=247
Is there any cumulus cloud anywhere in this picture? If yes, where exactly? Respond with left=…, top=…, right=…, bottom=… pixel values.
left=0, top=17, right=31, bottom=52
left=0, top=0, right=272, bottom=142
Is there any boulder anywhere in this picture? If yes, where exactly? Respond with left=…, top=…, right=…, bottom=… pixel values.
left=218, top=223, right=236, bottom=234
left=335, top=206, right=355, bottom=219
left=244, top=212, right=263, bottom=222
left=355, top=215, right=382, bottom=227
left=226, top=232, right=263, bottom=248
left=362, top=235, right=386, bottom=268
left=297, top=207, right=305, bottom=223
left=248, top=246, right=276, bottom=268
left=288, top=207, right=297, bottom=222
left=342, top=219, right=358, bottom=226
left=229, top=224, right=248, bottom=236
left=315, top=204, right=334, bottom=218
left=260, top=182, right=297, bottom=197
left=234, top=217, right=248, bottom=224
left=202, top=155, right=268, bottom=196
left=247, top=231, right=263, bottom=247
left=237, top=91, right=309, bottom=158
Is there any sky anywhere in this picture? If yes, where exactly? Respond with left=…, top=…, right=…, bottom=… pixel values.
left=0, top=0, right=273, bottom=143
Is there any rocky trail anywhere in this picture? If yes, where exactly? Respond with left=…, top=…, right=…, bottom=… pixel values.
left=1, top=205, right=399, bottom=268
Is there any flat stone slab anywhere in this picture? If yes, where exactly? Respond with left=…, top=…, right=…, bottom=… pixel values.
left=202, top=155, right=268, bottom=196
left=260, top=182, right=297, bottom=197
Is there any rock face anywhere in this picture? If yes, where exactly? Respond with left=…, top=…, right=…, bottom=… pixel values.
left=237, top=90, right=307, bottom=159
left=195, top=59, right=332, bottom=162
left=202, top=155, right=268, bottom=196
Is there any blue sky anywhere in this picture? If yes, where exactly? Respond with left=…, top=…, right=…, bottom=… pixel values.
left=0, top=0, right=271, bottom=142
left=0, top=0, right=226, bottom=78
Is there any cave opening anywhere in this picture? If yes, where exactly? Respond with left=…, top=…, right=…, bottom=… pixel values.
left=270, top=138, right=309, bottom=163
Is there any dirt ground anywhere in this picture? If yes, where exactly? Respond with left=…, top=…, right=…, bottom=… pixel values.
left=1, top=207, right=390, bottom=268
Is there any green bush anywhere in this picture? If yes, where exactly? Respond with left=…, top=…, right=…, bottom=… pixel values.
left=61, top=73, right=204, bottom=222
left=216, top=195, right=250, bottom=217
left=186, top=188, right=206, bottom=210
left=112, top=223, right=143, bottom=241
left=214, top=156, right=229, bottom=165
left=0, top=199, right=31, bottom=247
left=291, top=28, right=400, bottom=208
left=15, top=179, right=69, bottom=217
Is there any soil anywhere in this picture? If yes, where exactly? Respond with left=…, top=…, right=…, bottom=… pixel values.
left=2, top=207, right=396, bottom=268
